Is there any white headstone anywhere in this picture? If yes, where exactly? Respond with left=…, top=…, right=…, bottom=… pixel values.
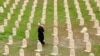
left=69, top=39, right=75, bottom=48
left=7, top=35, right=13, bottom=45
left=53, top=36, right=59, bottom=45
left=93, top=19, right=99, bottom=28
left=70, top=49, right=75, bottom=56
left=4, top=19, right=8, bottom=26
left=96, top=27, right=100, bottom=36
left=25, top=30, right=30, bottom=39
left=79, top=19, right=84, bottom=26
left=18, top=15, right=22, bottom=22
left=7, top=13, right=11, bottom=20
left=12, top=27, right=16, bottom=36
left=80, top=27, right=87, bottom=33
left=0, top=25, right=4, bottom=33
left=51, top=45, right=58, bottom=56
left=35, top=41, right=42, bottom=52
left=0, top=6, right=4, bottom=13
left=35, top=52, right=41, bottom=56
left=27, top=23, right=31, bottom=30
left=83, top=32, right=89, bottom=42
left=3, top=2, right=7, bottom=8
left=19, top=48, right=24, bottom=56
left=21, top=38, right=27, bottom=48
left=10, top=8, right=14, bottom=14
left=2, top=45, right=9, bottom=55
left=85, top=42, right=91, bottom=52
left=89, top=53, right=95, bottom=56
left=67, top=30, right=73, bottom=39
left=15, top=20, right=19, bottom=28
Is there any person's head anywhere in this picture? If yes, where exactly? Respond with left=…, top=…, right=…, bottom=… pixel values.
left=38, top=22, right=44, bottom=27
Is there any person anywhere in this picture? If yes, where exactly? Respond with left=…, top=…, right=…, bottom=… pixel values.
left=38, top=23, right=45, bottom=46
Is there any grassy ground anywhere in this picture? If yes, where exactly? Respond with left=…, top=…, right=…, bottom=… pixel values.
left=0, top=0, right=100, bottom=56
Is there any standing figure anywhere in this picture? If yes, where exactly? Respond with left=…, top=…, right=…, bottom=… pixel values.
left=38, top=23, right=45, bottom=46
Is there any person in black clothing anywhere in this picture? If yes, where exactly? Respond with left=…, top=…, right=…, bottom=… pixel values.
left=38, top=23, right=45, bottom=46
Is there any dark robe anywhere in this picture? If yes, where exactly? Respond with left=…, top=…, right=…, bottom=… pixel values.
left=38, top=26, right=45, bottom=45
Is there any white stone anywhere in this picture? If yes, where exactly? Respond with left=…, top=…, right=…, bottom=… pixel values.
left=90, top=14, right=96, bottom=21
left=25, top=30, right=30, bottom=39
left=70, top=49, right=75, bottom=56
left=3, top=2, right=7, bottom=8
left=89, top=53, right=95, bottom=56
left=2, top=45, right=9, bottom=55
left=53, top=36, right=59, bottom=45
left=35, top=41, right=43, bottom=52
left=35, top=52, right=41, bottom=56
left=96, top=27, right=100, bottom=36
left=51, top=45, right=58, bottom=56
left=10, top=8, right=14, bottom=14
left=18, top=15, right=22, bottom=22
left=79, top=19, right=84, bottom=26
left=27, top=23, right=31, bottom=30
left=80, top=27, right=87, bottom=33
left=12, top=4, right=16, bottom=9
left=4, top=19, right=8, bottom=26
left=83, top=32, right=89, bottom=42
left=7, top=13, right=11, bottom=20
left=69, top=39, right=75, bottom=48
left=0, top=6, right=4, bottom=13
left=21, top=38, right=27, bottom=48
left=85, top=42, right=91, bottom=52
left=19, top=48, right=24, bottom=56
left=15, top=20, right=19, bottom=28
left=93, top=19, right=99, bottom=28
left=7, top=35, right=13, bottom=45
left=12, top=27, right=16, bottom=36
left=0, top=25, right=4, bottom=33
left=67, top=30, right=73, bottom=39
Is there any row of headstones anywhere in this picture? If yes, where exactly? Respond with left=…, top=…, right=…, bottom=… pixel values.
left=74, top=0, right=85, bottom=26
left=0, top=0, right=21, bottom=33
left=94, top=0, right=100, bottom=11
left=64, top=0, right=95, bottom=56
left=51, top=0, right=59, bottom=56
left=0, top=0, right=10, bottom=13
left=35, top=0, right=47, bottom=56
left=40, top=0, right=47, bottom=25
left=81, top=27, right=95, bottom=56
left=83, top=0, right=100, bottom=36
left=64, top=0, right=76, bottom=56
left=2, top=0, right=30, bottom=55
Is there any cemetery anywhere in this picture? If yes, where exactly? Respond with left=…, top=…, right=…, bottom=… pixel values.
left=0, top=0, right=100, bottom=56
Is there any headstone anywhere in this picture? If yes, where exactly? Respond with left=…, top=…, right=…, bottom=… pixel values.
left=93, top=19, right=99, bottom=28
left=0, top=6, right=4, bottom=13
left=51, top=45, right=58, bottom=56
left=10, top=8, right=14, bottom=14
left=27, top=23, right=31, bottom=30
left=7, top=13, right=11, bottom=20
left=12, top=27, right=16, bottom=36
left=79, top=19, right=84, bottom=26
left=21, top=38, right=27, bottom=48
left=83, top=32, right=89, bottom=42
left=0, top=25, right=4, bottom=33
left=90, top=14, right=96, bottom=21
left=89, top=53, right=95, bottom=56
left=35, top=52, right=41, bottom=56
left=85, top=42, right=91, bottom=52
left=4, top=2, right=7, bottom=8
left=25, top=30, right=30, bottom=39
left=70, top=49, right=75, bottom=56
left=2, top=45, right=9, bottom=55
left=19, top=48, right=24, bottom=56
left=7, top=35, right=13, bottom=45
left=15, top=20, right=19, bottom=28
left=69, top=39, right=75, bottom=48
left=12, top=4, right=16, bottom=9
left=96, top=27, right=100, bottom=36
left=35, top=40, right=43, bottom=52
left=80, top=27, right=87, bottom=33
left=18, top=15, right=22, bottom=22
left=29, top=17, right=33, bottom=23
left=4, top=19, right=8, bottom=26
left=67, top=30, right=73, bottom=39
left=53, top=36, right=59, bottom=45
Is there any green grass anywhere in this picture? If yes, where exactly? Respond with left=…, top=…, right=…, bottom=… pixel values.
left=0, top=0, right=100, bottom=56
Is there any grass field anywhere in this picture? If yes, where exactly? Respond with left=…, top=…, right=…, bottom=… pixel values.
left=0, top=0, right=100, bottom=56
